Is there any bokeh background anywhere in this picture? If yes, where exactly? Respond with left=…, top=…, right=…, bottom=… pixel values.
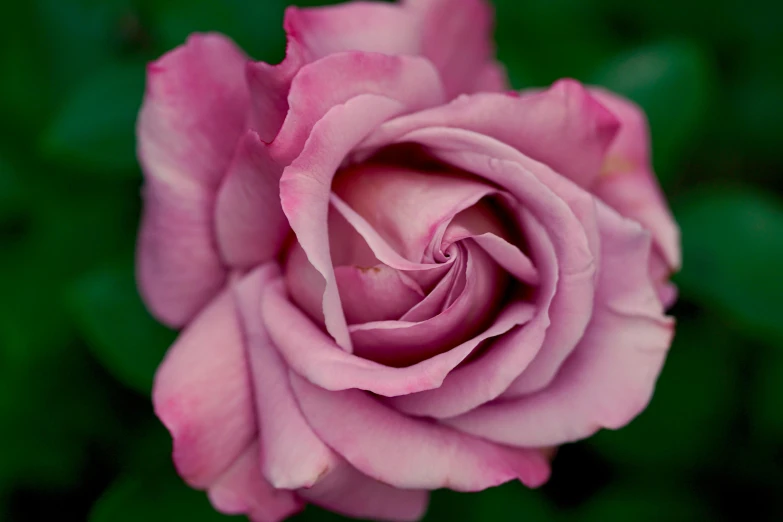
left=1, top=0, right=782, bottom=520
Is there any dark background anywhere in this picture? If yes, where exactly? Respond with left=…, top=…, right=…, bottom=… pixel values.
left=1, top=0, right=782, bottom=520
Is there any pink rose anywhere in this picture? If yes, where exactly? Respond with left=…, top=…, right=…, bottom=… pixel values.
left=137, top=0, right=681, bottom=520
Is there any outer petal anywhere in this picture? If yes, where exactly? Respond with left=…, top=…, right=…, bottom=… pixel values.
left=298, top=459, right=429, bottom=522
left=290, top=373, right=551, bottom=491
left=470, top=61, right=511, bottom=93
left=362, top=80, right=619, bottom=188
left=285, top=0, right=498, bottom=97
left=444, top=204, right=674, bottom=446
left=152, top=291, right=253, bottom=488
left=244, top=40, right=305, bottom=142
left=406, top=0, right=496, bottom=98
left=271, top=51, right=445, bottom=164
left=137, top=34, right=249, bottom=326
left=589, top=88, right=681, bottom=271
left=214, top=131, right=289, bottom=268
left=234, top=265, right=338, bottom=490
left=207, top=443, right=303, bottom=522
left=284, top=3, right=418, bottom=61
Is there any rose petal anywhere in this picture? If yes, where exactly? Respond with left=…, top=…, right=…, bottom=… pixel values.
left=444, top=204, right=674, bottom=446
left=214, top=131, right=289, bottom=268
left=298, top=458, right=429, bottom=522
left=387, top=209, right=555, bottom=418
left=285, top=0, right=498, bottom=98
left=362, top=80, right=619, bottom=188
left=272, top=52, right=445, bottom=164
left=348, top=242, right=508, bottom=367
left=137, top=34, right=249, bottom=326
left=262, top=277, right=534, bottom=397
left=153, top=290, right=253, bottom=488
left=234, top=265, right=338, bottom=490
left=244, top=41, right=305, bottom=142
left=469, top=61, right=510, bottom=93
left=589, top=88, right=680, bottom=272
left=406, top=0, right=497, bottom=98
left=336, top=264, right=425, bottom=324
left=207, top=442, right=303, bottom=522
left=385, top=128, right=599, bottom=394
left=290, top=373, right=551, bottom=491
left=333, top=164, right=498, bottom=263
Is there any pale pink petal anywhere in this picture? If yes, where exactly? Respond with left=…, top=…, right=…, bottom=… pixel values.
left=284, top=3, right=419, bottom=61
left=262, top=277, right=534, bottom=397
left=336, top=264, right=424, bottom=324
left=271, top=52, right=445, bottom=164
left=244, top=40, right=305, bottom=142
left=444, top=204, right=674, bottom=446
left=137, top=34, right=249, bottom=326
left=589, top=88, right=681, bottom=272
left=469, top=61, right=511, bottom=93
left=290, top=373, right=551, bottom=491
left=298, top=459, right=429, bottom=522
left=207, top=443, right=303, bottom=522
left=348, top=242, right=508, bottom=367
left=214, top=131, right=289, bottom=268
left=285, top=0, right=499, bottom=98
left=280, top=95, right=406, bottom=351
left=137, top=179, right=227, bottom=328
left=406, top=0, right=497, bottom=98
left=234, top=265, right=338, bottom=490
left=152, top=291, right=253, bottom=488
left=362, top=80, right=619, bottom=188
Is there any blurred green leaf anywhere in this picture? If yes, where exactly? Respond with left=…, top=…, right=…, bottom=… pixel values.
left=751, top=346, right=783, bottom=441
left=36, top=0, right=134, bottom=95
left=573, top=484, right=715, bottom=522
left=90, top=451, right=234, bottom=522
left=590, top=40, right=713, bottom=184
left=0, top=343, right=122, bottom=489
left=674, top=186, right=783, bottom=345
left=0, top=4, right=52, bottom=133
left=494, top=0, right=614, bottom=88
left=589, top=312, right=740, bottom=469
left=143, top=0, right=287, bottom=61
left=68, top=263, right=176, bottom=395
left=41, top=61, right=145, bottom=175
left=0, top=157, right=25, bottom=221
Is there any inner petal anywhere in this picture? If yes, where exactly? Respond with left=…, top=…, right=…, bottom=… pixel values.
left=332, top=163, right=498, bottom=263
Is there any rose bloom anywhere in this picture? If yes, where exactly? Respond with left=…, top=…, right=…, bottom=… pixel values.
left=136, top=0, right=681, bottom=520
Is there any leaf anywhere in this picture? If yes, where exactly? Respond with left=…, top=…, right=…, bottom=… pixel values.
left=68, top=263, right=176, bottom=395
left=494, top=0, right=614, bottom=87
left=41, top=61, right=145, bottom=175
left=589, top=40, right=714, bottom=185
left=143, top=0, right=287, bottom=62
left=673, top=186, right=783, bottom=345
left=573, top=484, right=716, bottom=522
left=0, top=156, right=24, bottom=222
left=589, top=312, right=740, bottom=470
left=751, top=345, right=783, bottom=442
left=90, top=452, right=235, bottom=522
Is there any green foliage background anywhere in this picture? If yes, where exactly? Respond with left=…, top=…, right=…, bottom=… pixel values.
left=1, top=0, right=781, bottom=520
